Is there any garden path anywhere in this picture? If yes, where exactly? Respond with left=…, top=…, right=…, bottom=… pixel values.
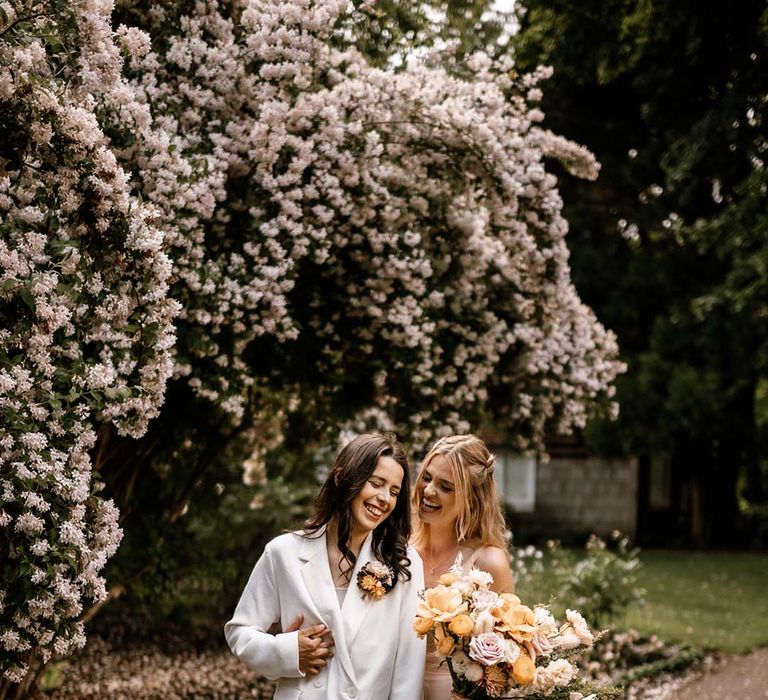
left=672, top=648, right=768, bottom=700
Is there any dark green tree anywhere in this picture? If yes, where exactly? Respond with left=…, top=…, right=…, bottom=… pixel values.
left=513, top=0, right=768, bottom=545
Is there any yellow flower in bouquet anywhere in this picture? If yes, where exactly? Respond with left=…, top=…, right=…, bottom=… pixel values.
left=448, top=613, right=475, bottom=637
left=440, top=571, right=458, bottom=586
left=435, top=623, right=456, bottom=655
left=417, top=585, right=468, bottom=623
left=511, top=649, right=536, bottom=685
left=492, top=595, right=536, bottom=643
left=413, top=616, right=434, bottom=636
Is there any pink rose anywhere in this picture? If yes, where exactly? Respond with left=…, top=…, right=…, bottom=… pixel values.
left=468, top=632, right=507, bottom=666
left=530, top=630, right=554, bottom=658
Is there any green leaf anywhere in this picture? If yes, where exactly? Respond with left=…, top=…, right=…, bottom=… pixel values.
left=19, top=287, right=35, bottom=310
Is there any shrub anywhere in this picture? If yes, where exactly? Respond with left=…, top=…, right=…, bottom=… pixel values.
left=513, top=532, right=645, bottom=628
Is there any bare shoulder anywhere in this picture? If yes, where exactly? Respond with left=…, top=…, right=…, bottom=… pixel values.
left=473, top=545, right=510, bottom=572
left=474, top=545, right=515, bottom=594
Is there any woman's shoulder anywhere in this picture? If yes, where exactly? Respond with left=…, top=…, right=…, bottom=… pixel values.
left=264, top=529, right=309, bottom=554
left=468, top=543, right=510, bottom=571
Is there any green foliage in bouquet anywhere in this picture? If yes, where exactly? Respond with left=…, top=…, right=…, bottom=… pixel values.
left=446, top=655, right=621, bottom=700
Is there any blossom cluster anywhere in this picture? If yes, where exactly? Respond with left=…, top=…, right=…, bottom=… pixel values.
left=3, top=0, right=624, bottom=685
left=413, top=559, right=616, bottom=698
left=105, top=0, right=624, bottom=452
left=0, top=0, right=176, bottom=684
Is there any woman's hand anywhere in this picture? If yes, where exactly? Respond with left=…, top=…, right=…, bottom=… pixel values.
left=286, top=614, right=335, bottom=675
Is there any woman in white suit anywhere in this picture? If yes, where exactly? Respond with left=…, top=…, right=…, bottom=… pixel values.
left=225, top=433, right=426, bottom=700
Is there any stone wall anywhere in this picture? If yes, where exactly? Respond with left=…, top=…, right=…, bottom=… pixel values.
left=531, top=456, right=639, bottom=538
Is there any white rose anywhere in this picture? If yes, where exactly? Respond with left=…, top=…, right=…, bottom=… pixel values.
left=566, top=610, right=594, bottom=646
left=504, top=640, right=521, bottom=664
left=469, top=567, right=494, bottom=589
left=533, top=667, right=556, bottom=694
left=464, top=662, right=484, bottom=682
left=547, top=659, right=576, bottom=687
left=473, top=608, right=496, bottom=635
left=472, top=589, right=501, bottom=611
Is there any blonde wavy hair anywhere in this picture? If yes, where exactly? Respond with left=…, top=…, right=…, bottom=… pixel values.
left=412, top=434, right=507, bottom=550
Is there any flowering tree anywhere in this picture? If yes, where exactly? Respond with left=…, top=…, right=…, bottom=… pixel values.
left=1, top=0, right=623, bottom=691
left=0, top=0, right=177, bottom=691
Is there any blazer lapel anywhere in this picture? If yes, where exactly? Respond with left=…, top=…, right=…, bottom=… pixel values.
left=341, top=532, right=375, bottom=645
left=298, top=529, right=357, bottom=685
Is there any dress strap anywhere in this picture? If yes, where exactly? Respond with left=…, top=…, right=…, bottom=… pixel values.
left=463, top=546, right=485, bottom=570
left=465, top=544, right=485, bottom=569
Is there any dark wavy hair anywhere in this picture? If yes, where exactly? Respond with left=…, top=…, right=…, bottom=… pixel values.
left=303, top=433, right=413, bottom=587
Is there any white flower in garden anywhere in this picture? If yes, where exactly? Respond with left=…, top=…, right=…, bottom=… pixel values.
left=14, top=513, right=45, bottom=535
left=1, top=631, right=20, bottom=652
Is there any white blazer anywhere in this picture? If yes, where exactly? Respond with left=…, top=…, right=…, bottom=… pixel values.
left=225, top=528, right=426, bottom=700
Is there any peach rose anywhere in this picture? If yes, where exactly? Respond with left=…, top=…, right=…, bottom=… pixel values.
left=493, top=600, right=535, bottom=643
left=413, top=616, right=434, bottom=636
left=449, top=614, right=475, bottom=637
left=435, top=625, right=455, bottom=656
left=511, top=650, right=535, bottom=685
left=440, top=572, right=458, bottom=586
left=416, top=585, right=468, bottom=623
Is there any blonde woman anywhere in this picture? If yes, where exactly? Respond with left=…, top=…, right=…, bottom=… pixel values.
left=412, top=434, right=515, bottom=700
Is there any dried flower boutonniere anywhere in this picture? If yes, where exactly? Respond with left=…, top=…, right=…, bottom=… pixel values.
left=356, top=561, right=395, bottom=600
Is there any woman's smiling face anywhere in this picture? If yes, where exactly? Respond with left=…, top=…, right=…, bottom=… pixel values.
left=416, top=454, right=460, bottom=526
left=349, top=456, right=404, bottom=536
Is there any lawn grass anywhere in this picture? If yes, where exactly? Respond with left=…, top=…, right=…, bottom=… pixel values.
left=620, top=550, right=768, bottom=653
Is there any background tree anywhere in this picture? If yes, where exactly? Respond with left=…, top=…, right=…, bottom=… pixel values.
left=512, top=0, right=768, bottom=545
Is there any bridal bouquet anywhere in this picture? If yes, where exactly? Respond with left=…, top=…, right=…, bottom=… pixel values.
left=413, top=559, right=619, bottom=699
